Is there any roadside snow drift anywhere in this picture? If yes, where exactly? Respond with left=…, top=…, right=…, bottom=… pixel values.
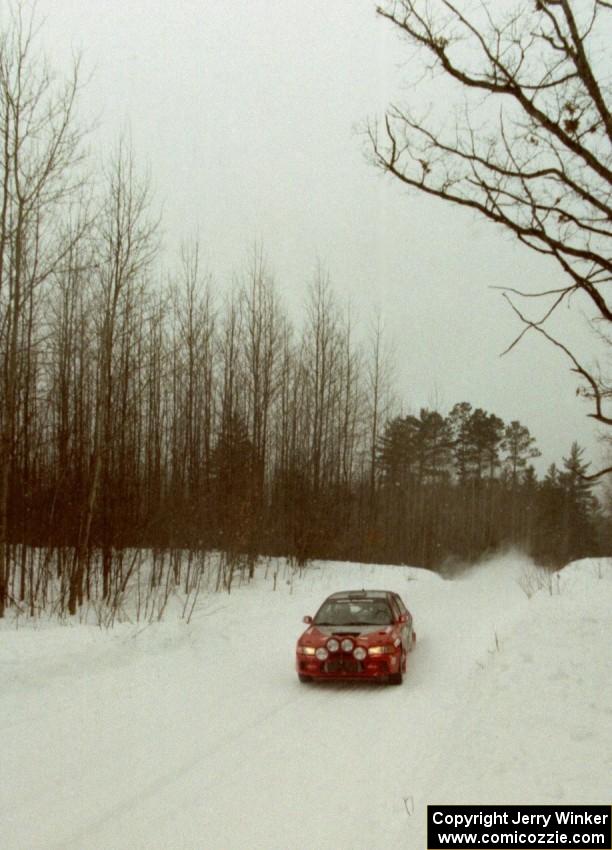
left=1, top=554, right=610, bottom=850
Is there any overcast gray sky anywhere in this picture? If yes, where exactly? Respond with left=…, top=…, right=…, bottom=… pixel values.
left=35, top=0, right=606, bottom=473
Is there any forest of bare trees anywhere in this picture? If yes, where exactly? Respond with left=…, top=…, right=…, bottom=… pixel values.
left=0, top=5, right=608, bottom=618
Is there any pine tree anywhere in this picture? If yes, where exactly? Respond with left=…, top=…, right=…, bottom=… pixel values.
left=502, top=422, right=541, bottom=486
left=535, top=464, right=565, bottom=564
left=501, top=421, right=541, bottom=542
left=560, top=442, right=599, bottom=561
left=448, top=402, right=472, bottom=483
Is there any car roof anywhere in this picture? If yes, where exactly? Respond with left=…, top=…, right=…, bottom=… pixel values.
left=325, top=590, right=395, bottom=601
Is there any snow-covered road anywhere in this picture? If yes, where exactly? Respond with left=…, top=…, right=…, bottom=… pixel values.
left=1, top=554, right=610, bottom=850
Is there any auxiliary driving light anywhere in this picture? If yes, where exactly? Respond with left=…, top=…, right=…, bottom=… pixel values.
left=315, top=647, right=329, bottom=661
left=353, top=647, right=367, bottom=661
left=341, top=638, right=354, bottom=653
left=326, top=638, right=340, bottom=653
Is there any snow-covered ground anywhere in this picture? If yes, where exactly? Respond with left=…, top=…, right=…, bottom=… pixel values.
left=1, top=553, right=610, bottom=850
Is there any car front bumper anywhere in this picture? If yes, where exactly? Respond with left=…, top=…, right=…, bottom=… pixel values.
left=296, top=651, right=400, bottom=680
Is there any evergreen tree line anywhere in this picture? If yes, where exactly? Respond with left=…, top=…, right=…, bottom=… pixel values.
left=375, top=407, right=606, bottom=568
left=0, top=10, right=607, bottom=616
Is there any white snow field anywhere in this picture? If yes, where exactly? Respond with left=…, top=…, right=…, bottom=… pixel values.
left=1, top=553, right=611, bottom=850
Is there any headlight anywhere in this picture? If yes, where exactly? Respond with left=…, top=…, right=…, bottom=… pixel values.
left=326, top=638, right=340, bottom=653
left=368, top=645, right=396, bottom=655
left=297, top=645, right=316, bottom=655
left=315, top=647, right=329, bottom=661
left=353, top=646, right=367, bottom=661
left=341, top=638, right=354, bottom=653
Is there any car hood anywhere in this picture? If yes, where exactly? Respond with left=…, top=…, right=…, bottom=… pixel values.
left=303, top=624, right=393, bottom=643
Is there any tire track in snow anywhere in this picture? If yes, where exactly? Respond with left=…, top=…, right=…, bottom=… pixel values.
left=53, top=685, right=315, bottom=850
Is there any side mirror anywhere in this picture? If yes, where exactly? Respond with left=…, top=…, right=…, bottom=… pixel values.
left=303, top=615, right=313, bottom=624
left=398, top=613, right=408, bottom=624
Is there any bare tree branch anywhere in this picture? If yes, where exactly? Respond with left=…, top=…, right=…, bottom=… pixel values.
left=370, top=0, right=612, bottom=463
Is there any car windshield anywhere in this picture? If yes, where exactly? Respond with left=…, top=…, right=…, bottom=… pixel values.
left=313, top=598, right=393, bottom=626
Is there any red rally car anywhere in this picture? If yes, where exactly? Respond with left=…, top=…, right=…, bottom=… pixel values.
left=296, top=590, right=416, bottom=686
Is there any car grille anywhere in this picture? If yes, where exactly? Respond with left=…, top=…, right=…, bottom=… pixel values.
left=324, top=658, right=362, bottom=674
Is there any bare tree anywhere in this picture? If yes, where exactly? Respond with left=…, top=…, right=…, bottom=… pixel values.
left=170, top=241, right=216, bottom=539
left=69, top=141, right=157, bottom=612
left=336, top=302, right=362, bottom=489
left=240, top=246, right=282, bottom=507
left=365, top=310, right=394, bottom=502
left=369, top=0, right=611, bottom=475
left=304, top=267, right=341, bottom=499
left=0, top=5, right=85, bottom=616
